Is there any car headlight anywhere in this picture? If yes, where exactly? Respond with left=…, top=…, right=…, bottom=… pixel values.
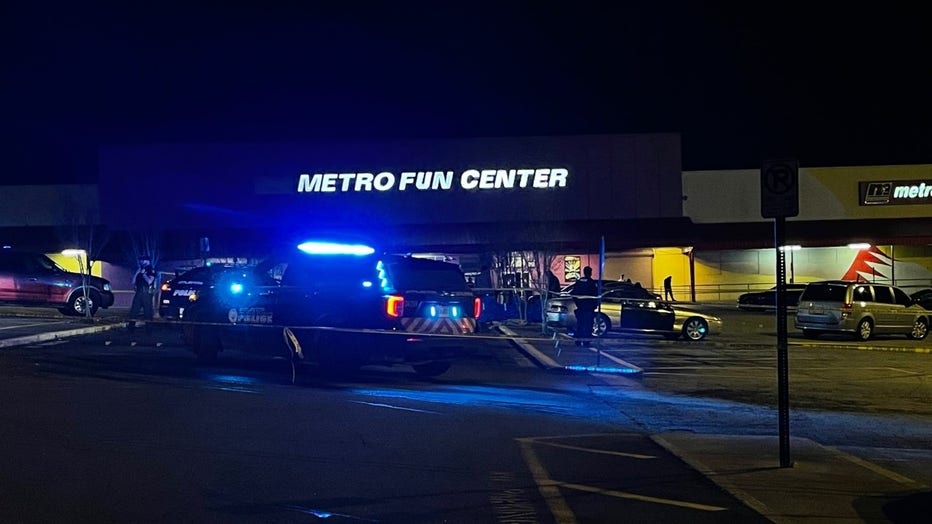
left=103, top=283, right=111, bottom=291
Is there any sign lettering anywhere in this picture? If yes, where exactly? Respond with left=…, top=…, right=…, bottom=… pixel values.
left=859, top=180, right=932, bottom=205
left=297, top=168, right=569, bottom=193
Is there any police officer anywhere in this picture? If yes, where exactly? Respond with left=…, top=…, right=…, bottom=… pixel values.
left=129, top=255, right=156, bottom=328
left=570, top=266, right=598, bottom=347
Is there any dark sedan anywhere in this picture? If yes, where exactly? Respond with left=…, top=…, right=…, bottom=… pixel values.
left=159, top=265, right=278, bottom=319
left=527, top=280, right=660, bottom=322
left=545, top=288, right=721, bottom=341
left=737, top=283, right=808, bottom=311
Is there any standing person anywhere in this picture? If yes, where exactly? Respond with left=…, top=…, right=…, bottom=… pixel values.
left=664, top=274, right=675, bottom=301
left=545, top=269, right=561, bottom=294
left=129, top=255, right=156, bottom=328
left=570, top=266, right=598, bottom=347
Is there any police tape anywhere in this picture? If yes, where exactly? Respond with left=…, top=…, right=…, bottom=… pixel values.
left=135, top=316, right=592, bottom=344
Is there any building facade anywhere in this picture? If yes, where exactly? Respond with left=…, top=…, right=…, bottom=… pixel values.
left=2, top=134, right=931, bottom=305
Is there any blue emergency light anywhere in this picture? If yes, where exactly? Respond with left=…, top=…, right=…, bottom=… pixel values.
left=297, top=241, right=375, bottom=256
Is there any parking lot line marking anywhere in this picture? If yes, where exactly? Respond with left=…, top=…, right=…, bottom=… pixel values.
left=583, top=346, right=643, bottom=372
left=531, top=439, right=656, bottom=459
left=349, top=400, right=441, bottom=415
left=516, top=438, right=578, bottom=524
left=824, top=446, right=926, bottom=488
left=559, top=482, right=728, bottom=511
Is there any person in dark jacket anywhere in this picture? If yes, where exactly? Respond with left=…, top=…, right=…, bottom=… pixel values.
left=546, top=269, right=561, bottom=294
left=570, top=266, right=598, bottom=346
left=129, top=255, right=156, bottom=327
left=664, top=274, right=675, bottom=301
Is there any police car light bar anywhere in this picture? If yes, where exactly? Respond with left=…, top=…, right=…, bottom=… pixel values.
left=297, top=241, right=376, bottom=256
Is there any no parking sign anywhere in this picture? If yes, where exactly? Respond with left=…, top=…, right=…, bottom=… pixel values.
left=761, top=159, right=799, bottom=218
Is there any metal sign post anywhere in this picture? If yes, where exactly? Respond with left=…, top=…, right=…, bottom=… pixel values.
left=597, top=235, right=605, bottom=367
left=761, top=159, right=799, bottom=468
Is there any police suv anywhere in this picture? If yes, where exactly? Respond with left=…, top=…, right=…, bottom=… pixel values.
left=182, top=242, right=481, bottom=377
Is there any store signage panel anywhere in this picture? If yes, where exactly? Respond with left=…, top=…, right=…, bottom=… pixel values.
left=99, top=133, right=682, bottom=228
left=859, top=180, right=932, bottom=206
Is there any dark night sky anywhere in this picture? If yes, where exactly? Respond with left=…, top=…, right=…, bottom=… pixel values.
left=3, top=2, right=931, bottom=184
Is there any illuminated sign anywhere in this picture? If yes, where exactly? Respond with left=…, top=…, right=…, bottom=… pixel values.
left=297, top=168, right=569, bottom=193
left=859, top=180, right=932, bottom=205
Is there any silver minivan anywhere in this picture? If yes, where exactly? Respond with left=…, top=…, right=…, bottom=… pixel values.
left=795, top=280, right=930, bottom=341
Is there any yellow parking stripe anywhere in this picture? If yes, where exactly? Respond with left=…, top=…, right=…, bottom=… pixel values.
left=517, top=438, right=578, bottom=524
left=559, top=482, right=728, bottom=512
left=532, top=439, right=656, bottom=460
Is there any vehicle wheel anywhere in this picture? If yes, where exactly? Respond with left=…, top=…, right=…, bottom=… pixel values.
left=854, top=318, right=873, bottom=341
left=802, top=329, right=822, bottom=339
left=307, top=324, right=359, bottom=375
left=682, top=317, right=708, bottom=341
left=65, top=291, right=100, bottom=317
left=413, top=361, right=451, bottom=377
left=908, top=318, right=929, bottom=340
left=192, top=326, right=221, bottom=364
left=592, top=313, right=611, bottom=338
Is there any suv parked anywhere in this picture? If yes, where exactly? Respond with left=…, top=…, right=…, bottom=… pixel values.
left=795, top=280, right=929, bottom=341
left=182, top=246, right=480, bottom=376
left=0, top=250, right=114, bottom=316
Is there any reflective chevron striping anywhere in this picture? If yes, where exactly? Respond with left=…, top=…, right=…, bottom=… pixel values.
left=400, top=317, right=477, bottom=334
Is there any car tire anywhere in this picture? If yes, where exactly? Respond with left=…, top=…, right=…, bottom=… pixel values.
left=413, top=361, right=451, bottom=377
left=64, top=291, right=100, bottom=317
left=908, top=318, right=929, bottom=340
left=682, top=317, right=708, bottom=341
left=307, top=323, right=360, bottom=375
left=192, top=326, right=221, bottom=364
left=854, top=318, right=873, bottom=341
left=592, top=313, right=611, bottom=338
left=185, top=306, right=220, bottom=364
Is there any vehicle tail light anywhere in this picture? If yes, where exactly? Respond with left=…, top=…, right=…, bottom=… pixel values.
left=841, top=302, right=852, bottom=318
left=385, top=295, right=404, bottom=318
left=474, top=296, right=482, bottom=318
left=160, top=283, right=171, bottom=292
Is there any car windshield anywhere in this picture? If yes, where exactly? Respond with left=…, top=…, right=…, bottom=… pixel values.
left=36, top=254, right=66, bottom=272
left=177, top=267, right=214, bottom=283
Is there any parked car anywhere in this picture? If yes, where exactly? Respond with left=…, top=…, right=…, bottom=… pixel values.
left=737, top=283, right=808, bottom=311
left=528, top=280, right=660, bottom=322
left=545, top=290, right=721, bottom=341
left=182, top=245, right=480, bottom=376
left=159, top=264, right=278, bottom=319
left=795, top=280, right=929, bottom=341
left=911, top=288, right=932, bottom=311
left=0, top=249, right=114, bottom=316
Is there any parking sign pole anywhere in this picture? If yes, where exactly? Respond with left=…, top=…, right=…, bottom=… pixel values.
left=775, top=217, right=791, bottom=468
left=597, top=235, right=605, bottom=367
left=762, top=158, right=797, bottom=469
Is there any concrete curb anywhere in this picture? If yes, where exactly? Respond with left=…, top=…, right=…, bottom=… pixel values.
left=0, top=323, right=126, bottom=349
left=496, top=324, right=562, bottom=369
left=497, top=324, right=644, bottom=375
